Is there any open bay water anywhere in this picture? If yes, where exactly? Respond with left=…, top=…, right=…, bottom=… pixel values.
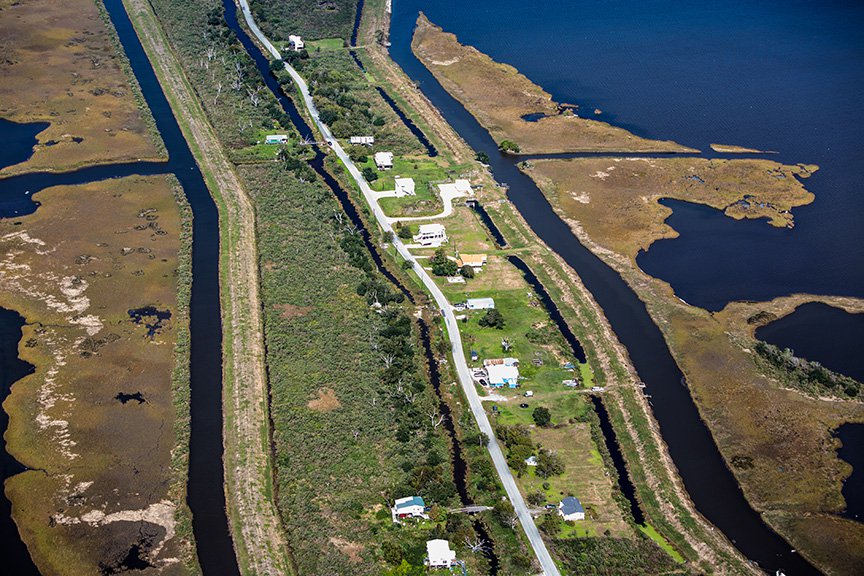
left=395, top=0, right=864, bottom=310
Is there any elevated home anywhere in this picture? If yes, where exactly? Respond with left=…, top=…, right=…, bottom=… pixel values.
left=391, top=496, right=428, bottom=523
left=559, top=496, right=585, bottom=521
left=456, top=253, right=487, bottom=271
left=487, top=364, right=519, bottom=388
left=264, top=134, right=288, bottom=144
left=425, top=539, right=457, bottom=569
left=350, top=136, right=375, bottom=146
left=374, top=151, right=394, bottom=170
left=413, top=223, right=447, bottom=247
left=465, top=297, right=495, bottom=310
left=288, top=35, right=304, bottom=51
left=394, top=177, right=416, bottom=197
left=438, top=179, right=473, bottom=197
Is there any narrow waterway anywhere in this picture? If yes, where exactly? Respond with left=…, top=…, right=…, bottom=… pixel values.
left=388, top=3, right=820, bottom=573
left=0, top=308, right=40, bottom=575
left=836, top=424, right=864, bottom=522
left=418, top=320, right=500, bottom=574
left=99, top=2, right=241, bottom=573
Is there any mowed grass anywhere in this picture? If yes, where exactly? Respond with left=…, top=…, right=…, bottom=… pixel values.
left=638, top=524, right=685, bottom=563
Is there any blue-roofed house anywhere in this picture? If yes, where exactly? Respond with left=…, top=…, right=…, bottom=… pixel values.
left=558, top=496, right=585, bottom=521
left=392, top=496, right=429, bottom=523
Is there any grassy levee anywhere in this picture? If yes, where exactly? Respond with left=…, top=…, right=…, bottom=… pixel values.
left=121, top=0, right=293, bottom=574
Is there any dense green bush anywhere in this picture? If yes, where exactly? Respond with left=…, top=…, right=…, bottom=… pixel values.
left=754, top=340, right=860, bottom=398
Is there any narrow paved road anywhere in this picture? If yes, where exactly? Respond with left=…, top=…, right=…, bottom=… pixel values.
left=236, top=2, right=560, bottom=574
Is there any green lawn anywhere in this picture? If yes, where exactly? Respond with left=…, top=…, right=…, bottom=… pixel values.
left=305, top=38, right=345, bottom=51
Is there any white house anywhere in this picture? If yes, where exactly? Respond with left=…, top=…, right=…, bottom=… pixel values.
left=525, top=455, right=538, bottom=467
left=413, top=223, right=447, bottom=247
left=487, top=364, right=520, bottom=388
left=438, top=179, right=474, bottom=197
left=264, top=134, right=288, bottom=145
left=391, top=496, right=428, bottom=523
left=374, top=151, right=394, bottom=170
left=349, top=136, right=375, bottom=146
left=394, top=177, right=416, bottom=197
left=288, top=35, right=304, bottom=51
left=466, top=297, right=495, bottom=310
left=558, top=496, right=585, bottom=521
left=425, top=539, right=457, bottom=569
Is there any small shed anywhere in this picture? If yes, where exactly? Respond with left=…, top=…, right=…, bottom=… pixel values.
left=525, top=455, right=538, bottom=467
left=456, top=253, right=487, bottom=270
left=425, top=539, right=457, bottom=568
left=394, top=177, right=416, bottom=197
left=466, top=297, right=495, bottom=310
left=374, top=151, right=394, bottom=170
left=558, top=496, right=585, bottom=521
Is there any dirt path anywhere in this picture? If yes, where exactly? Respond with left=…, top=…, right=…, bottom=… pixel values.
left=122, top=1, right=291, bottom=574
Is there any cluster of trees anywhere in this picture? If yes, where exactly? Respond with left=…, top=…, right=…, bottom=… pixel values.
left=754, top=341, right=860, bottom=398
left=498, top=140, right=521, bottom=153
left=496, top=424, right=564, bottom=479
left=551, top=536, right=679, bottom=575
left=251, top=0, right=358, bottom=42
left=479, top=308, right=506, bottom=330
left=429, top=248, right=458, bottom=277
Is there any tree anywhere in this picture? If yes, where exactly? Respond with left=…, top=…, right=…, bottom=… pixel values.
left=493, top=499, right=518, bottom=529
left=396, top=222, right=413, bottom=240
left=475, top=151, right=490, bottom=164
left=540, top=513, right=561, bottom=536
left=498, top=139, right=521, bottom=153
left=537, top=448, right=565, bottom=479
left=479, top=308, right=506, bottom=330
left=532, top=406, right=552, bottom=427
left=362, top=167, right=378, bottom=182
left=527, top=490, right=547, bottom=507
left=381, top=541, right=404, bottom=565
left=430, top=248, right=458, bottom=276
left=459, top=264, right=475, bottom=279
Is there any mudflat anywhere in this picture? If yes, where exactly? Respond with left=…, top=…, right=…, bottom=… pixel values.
left=1, top=175, right=190, bottom=575
left=411, top=14, right=695, bottom=154
left=0, top=0, right=161, bottom=175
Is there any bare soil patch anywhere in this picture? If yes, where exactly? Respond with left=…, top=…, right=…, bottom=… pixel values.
left=308, top=387, right=341, bottom=412
left=275, top=303, right=313, bottom=319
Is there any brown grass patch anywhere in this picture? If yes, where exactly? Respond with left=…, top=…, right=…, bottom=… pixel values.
left=275, top=303, right=313, bottom=319
left=328, top=537, right=364, bottom=563
left=412, top=14, right=695, bottom=154
left=0, top=0, right=161, bottom=174
left=308, top=387, right=341, bottom=412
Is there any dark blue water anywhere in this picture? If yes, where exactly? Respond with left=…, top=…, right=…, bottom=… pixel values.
left=0, top=120, right=48, bottom=172
left=756, top=302, right=864, bottom=383
left=0, top=308, right=39, bottom=575
left=836, top=424, right=864, bottom=522
left=389, top=1, right=822, bottom=572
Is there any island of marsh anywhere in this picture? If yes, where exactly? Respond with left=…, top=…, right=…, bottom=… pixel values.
left=524, top=156, right=817, bottom=258
left=411, top=14, right=696, bottom=155
left=0, top=0, right=163, bottom=175
left=1, top=175, right=194, bottom=575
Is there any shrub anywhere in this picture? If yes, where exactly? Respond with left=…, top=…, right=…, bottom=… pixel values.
left=479, top=308, right=506, bottom=330
left=459, top=264, right=475, bottom=279
left=532, top=406, right=552, bottom=427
